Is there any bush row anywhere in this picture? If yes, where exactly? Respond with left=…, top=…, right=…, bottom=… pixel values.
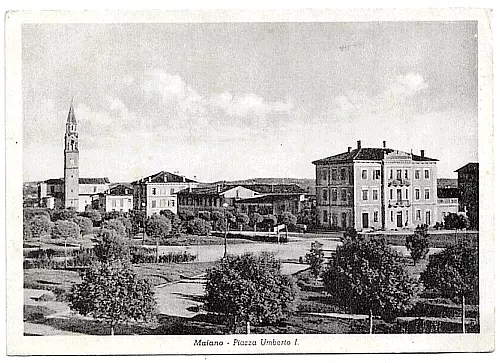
left=131, top=251, right=197, bottom=264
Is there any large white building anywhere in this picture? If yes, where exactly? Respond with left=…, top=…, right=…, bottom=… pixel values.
left=313, top=140, right=443, bottom=231
left=132, top=171, right=198, bottom=216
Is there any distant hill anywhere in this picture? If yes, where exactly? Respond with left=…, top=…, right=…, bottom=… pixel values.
left=203, top=178, right=316, bottom=194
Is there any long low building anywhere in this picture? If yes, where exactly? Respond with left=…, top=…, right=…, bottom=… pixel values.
left=178, top=183, right=308, bottom=217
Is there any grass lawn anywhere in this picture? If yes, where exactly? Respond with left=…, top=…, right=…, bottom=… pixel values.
left=133, top=261, right=217, bottom=285
left=24, top=268, right=81, bottom=297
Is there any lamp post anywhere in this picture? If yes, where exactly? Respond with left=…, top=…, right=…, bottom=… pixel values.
left=223, top=202, right=229, bottom=259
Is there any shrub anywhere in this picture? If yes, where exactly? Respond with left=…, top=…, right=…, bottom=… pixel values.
left=146, top=214, right=172, bottom=240
left=305, top=241, right=324, bottom=277
left=405, top=224, right=430, bottom=265
left=73, top=216, right=93, bottom=236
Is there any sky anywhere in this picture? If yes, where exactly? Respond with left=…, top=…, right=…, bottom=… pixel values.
left=22, top=21, right=478, bottom=183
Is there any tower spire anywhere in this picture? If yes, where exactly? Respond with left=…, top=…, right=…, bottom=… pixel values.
left=67, top=97, right=77, bottom=126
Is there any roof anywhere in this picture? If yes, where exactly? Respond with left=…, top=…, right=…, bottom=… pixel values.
left=454, top=162, right=479, bottom=173
left=244, top=184, right=306, bottom=194
left=43, top=177, right=110, bottom=184
left=437, top=188, right=460, bottom=199
left=107, top=184, right=134, bottom=195
left=132, top=171, right=197, bottom=184
left=312, top=147, right=438, bottom=165
left=67, top=100, right=77, bottom=125
left=177, top=183, right=306, bottom=196
left=235, top=194, right=302, bottom=204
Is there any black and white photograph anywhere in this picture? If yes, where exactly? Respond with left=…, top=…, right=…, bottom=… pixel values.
left=5, top=8, right=494, bottom=355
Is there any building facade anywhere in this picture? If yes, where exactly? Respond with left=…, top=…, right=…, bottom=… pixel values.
left=38, top=177, right=110, bottom=212
left=455, top=162, right=479, bottom=229
left=313, top=140, right=439, bottom=231
left=132, top=171, right=198, bottom=216
left=92, top=184, right=134, bottom=213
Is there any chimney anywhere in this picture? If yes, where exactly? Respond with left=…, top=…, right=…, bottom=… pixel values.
left=216, top=184, right=222, bottom=193
left=348, top=146, right=352, bottom=153
left=383, top=140, right=386, bottom=148
left=357, top=140, right=362, bottom=149
left=182, top=176, right=186, bottom=182
left=148, top=176, right=151, bottom=182
left=420, top=150, right=425, bottom=157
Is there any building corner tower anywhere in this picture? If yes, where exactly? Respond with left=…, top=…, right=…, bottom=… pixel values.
left=63, top=100, right=79, bottom=209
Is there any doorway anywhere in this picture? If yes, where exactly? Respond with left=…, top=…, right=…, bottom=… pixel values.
left=362, top=213, right=369, bottom=229
left=396, top=211, right=403, bottom=228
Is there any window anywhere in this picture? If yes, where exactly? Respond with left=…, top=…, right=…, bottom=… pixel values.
left=93, top=186, right=97, bottom=192
left=415, top=170, right=420, bottom=179
left=322, top=189, right=328, bottom=203
left=404, top=169, right=408, bottom=179
left=390, top=211, right=394, bottom=222
left=373, top=189, right=378, bottom=200
left=341, top=189, right=347, bottom=201
left=424, top=188, right=430, bottom=200
left=374, top=211, right=379, bottom=223
left=373, top=170, right=381, bottom=180
left=396, top=169, right=402, bottom=180
left=332, top=188, right=338, bottom=202
left=390, top=189, right=393, bottom=200
left=152, top=200, right=156, bottom=208
left=331, top=169, right=337, bottom=182
left=170, top=188, right=175, bottom=195
left=112, top=199, right=117, bottom=207
left=120, top=199, right=124, bottom=208
left=340, top=169, right=346, bottom=181
left=362, top=170, right=368, bottom=179
left=322, top=170, right=328, bottom=181
left=397, top=189, right=402, bottom=201
left=424, top=169, right=430, bottom=179
left=405, top=189, right=408, bottom=200
left=415, top=188, right=420, bottom=200
left=362, top=190, right=368, bottom=201
left=390, top=169, right=393, bottom=179
left=160, top=199, right=166, bottom=208
left=172, top=200, right=175, bottom=207
left=152, top=188, right=156, bottom=195
left=416, top=209, right=421, bottom=220
left=69, top=158, right=74, bottom=165
left=323, top=211, right=328, bottom=223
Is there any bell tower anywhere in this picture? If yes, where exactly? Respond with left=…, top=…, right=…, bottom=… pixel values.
left=64, top=100, right=79, bottom=209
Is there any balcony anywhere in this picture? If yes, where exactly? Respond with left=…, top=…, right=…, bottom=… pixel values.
left=388, top=199, right=411, bottom=208
left=438, top=198, right=459, bottom=204
left=388, top=179, right=411, bottom=187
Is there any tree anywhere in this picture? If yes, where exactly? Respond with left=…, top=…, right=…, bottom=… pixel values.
left=23, top=219, right=33, bottom=241
left=405, top=224, right=430, bottom=265
left=117, top=217, right=133, bottom=238
left=29, top=215, right=52, bottom=240
left=83, top=209, right=102, bottom=226
left=205, top=252, right=296, bottom=333
left=444, top=213, right=470, bottom=244
left=51, top=220, right=80, bottom=239
left=68, top=261, right=156, bottom=335
left=160, top=210, right=183, bottom=236
left=305, top=241, right=324, bottom=278
left=322, top=235, right=420, bottom=333
left=94, top=229, right=130, bottom=263
left=23, top=208, right=51, bottom=221
left=249, top=212, right=263, bottom=232
left=420, top=243, right=479, bottom=333
left=73, top=216, right=93, bottom=237
left=179, top=210, right=195, bottom=221
left=146, top=214, right=172, bottom=240
left=236, top=213, right=250, bottom=231
left=102, top=219, right=126, bottom=236
left=186, top=217, right=212, bottom=236
left=280, top=212, right=297, bottom=242
left=53, top=208, right=77, bottom=221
